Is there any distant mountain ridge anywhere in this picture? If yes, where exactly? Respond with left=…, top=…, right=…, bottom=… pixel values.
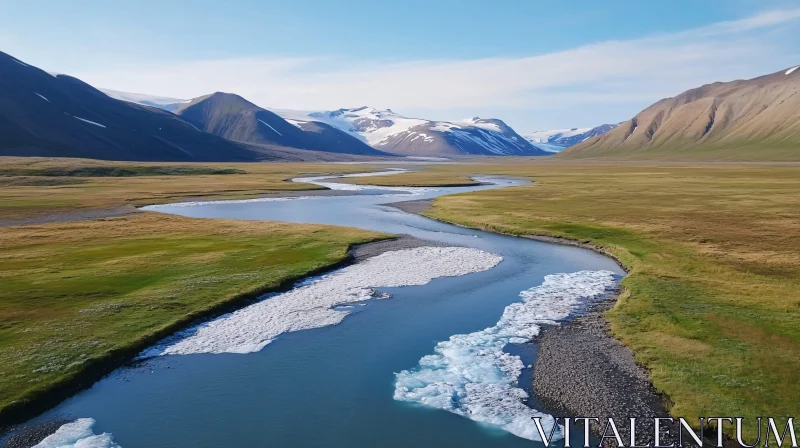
left=172, top=93, right=388, bottom=156
left=0, top=51, right=263, bottom=161
left=524, top=124, right=617, bottom=152
left=562, top=65, right=800, bottom=160
left=103, top=92, right=544, bottom=157
left=0, top=51, right=388, bottom=162
left=277, top=107, right=550, bottom=156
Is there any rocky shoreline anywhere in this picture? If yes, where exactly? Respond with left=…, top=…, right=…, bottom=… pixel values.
left=3, top=419, right=69, bottom=448
left=349, top=234, right=448, bottom=261
left=532, top=294, right=678, bottom=445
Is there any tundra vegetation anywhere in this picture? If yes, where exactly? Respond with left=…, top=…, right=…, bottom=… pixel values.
left=0, top=157, right=379, bottom=221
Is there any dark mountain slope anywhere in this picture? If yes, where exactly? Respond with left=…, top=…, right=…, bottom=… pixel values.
left=174, top=93, right=388, bottom=156
left=0, top=51, right=263, bottom=162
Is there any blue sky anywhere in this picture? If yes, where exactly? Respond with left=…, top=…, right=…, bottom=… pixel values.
left=2, top=0, right=799, bottom=132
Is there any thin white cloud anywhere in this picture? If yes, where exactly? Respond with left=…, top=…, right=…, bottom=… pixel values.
left=707, top=8, right=800, bottom=33
left=69, top=8, right=800, bottom=130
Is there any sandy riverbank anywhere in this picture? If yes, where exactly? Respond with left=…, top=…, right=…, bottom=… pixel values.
left=383, top=199, right=434, bottom=214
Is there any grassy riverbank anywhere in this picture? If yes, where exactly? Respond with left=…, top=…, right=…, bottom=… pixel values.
left=0, top=210, right=384, bottom=423
left=0, top=157, right=382, bottom=221
left=349, top=161, right=800, bottom=438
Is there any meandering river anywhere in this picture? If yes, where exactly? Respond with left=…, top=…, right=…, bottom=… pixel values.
left=22, top=171, right=623, bottom=447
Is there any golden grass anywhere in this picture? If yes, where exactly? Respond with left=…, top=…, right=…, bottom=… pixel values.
left=0, top=157, right=388, bottom=221
left=351, top=160, right=800, bottom=437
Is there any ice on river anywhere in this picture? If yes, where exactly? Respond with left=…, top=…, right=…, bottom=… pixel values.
left=33, top=418, right=121, bottom=448
left=394, top=270, right=617, bottom=441
left=142, top=247, right=503, bottom=357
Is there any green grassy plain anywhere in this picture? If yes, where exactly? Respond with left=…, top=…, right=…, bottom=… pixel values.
left=349, top=160, right=800, bottom=437
left=0, top=212, right=384, bottom=419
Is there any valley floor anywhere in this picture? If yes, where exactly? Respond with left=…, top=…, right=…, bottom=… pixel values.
left=348, top=161, right=800, bottom=440
left=2, top=157, right=798, bottom=441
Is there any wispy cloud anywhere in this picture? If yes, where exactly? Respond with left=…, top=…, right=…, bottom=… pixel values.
left=70, top=9, right=800, bottom=130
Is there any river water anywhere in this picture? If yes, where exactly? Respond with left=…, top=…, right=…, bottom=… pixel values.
left=21, top=171, right=623, bottom=447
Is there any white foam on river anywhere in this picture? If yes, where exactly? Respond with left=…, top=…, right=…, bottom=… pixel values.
left=141, top=247, right=503, bottom=356
left=33, top=418, right=121, bottom=448
left=393, top=270, right=617, bottom=441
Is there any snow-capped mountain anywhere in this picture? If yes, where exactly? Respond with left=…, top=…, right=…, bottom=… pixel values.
left=277, top=107, right=550, bottom=157
left=99, top=91, right=549, bottom=157
left=524, top=124, right=617, bottom=152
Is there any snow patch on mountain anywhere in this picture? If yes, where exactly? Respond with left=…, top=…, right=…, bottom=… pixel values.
left=526, top=127, right=593, bottom=143
left=73, top=116, right=106, bottom=128
left=257, top=118, right=282, bottom=136
left=787, top=66, right=799, bottom=75
left=524, top=124, right=617, bottom=149
left=459, top=117, right=502, bottom=132
left=430, top=122, right=461, bottom=132
left=285, top=118, right=307, bottom=129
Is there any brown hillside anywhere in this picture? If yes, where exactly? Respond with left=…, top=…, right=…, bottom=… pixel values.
left=562, top=65, right=800, bottom=160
